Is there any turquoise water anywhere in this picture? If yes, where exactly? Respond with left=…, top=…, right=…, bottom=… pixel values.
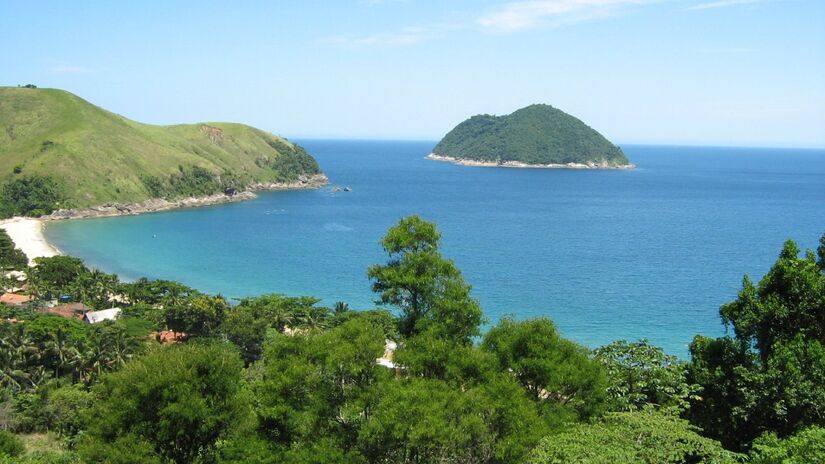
left=46, top=141, right=825, bottom=355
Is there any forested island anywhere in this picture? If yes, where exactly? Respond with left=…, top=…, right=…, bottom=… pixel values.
left=0, top=87, right=326, bottom=219
left=1, top=217, right=823, bottom=463
left=429, top=104, right=633, bottom=169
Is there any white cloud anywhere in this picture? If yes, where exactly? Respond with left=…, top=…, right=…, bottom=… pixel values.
left=477, top=0, right=651, bottom=33
left=686, top=0, right=759, bottom=11
left=49, top=64, right=96, bottom=74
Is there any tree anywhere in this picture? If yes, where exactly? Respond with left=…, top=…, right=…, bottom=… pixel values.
left=483, top=317, right=607, bottom=420
left=0, top=230, right=27, bottom=270
left=357, top=378, right=495, bottom=464
left=687, top=235, right=825, bottom=450
left=164, top=294, right=228, bottom=336
left=253, top=318, right=387, bottom=450
left=527, top=409, right=740, bottom=464
left=749, top=426, right=825, bottom=464
left=80, top=342, right=250, bottom=464
left=0, top=175, right=64, bottom=218
left=29, top=256, right=89, bottom=298
left=220, top=308, right=268, bottom=364
left=235, top=294, right=324, bottom=332
left=594, top=339, right=697, bottom=413
left=70, top=269, right=120, bottom=309
left=368, top=215, right=483, bottom=343
left=393, top=328, right=498, bottom=386
left=121, top=278, right=199, bottom=307
left=41, top=384, right=93, bottom=440
left=0, top=431, right=24, bottom=457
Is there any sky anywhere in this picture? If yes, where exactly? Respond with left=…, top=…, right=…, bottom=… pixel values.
left=2, top=0, right=824, bottom=147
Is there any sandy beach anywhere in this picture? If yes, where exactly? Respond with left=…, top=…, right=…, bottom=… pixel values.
left=0, top=217, right=60, bottom=264
left=426, top=153, right=636, bottom=169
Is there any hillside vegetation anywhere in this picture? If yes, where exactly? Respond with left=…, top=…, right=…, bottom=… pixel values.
left=433, top=104, right=631, bottom=166
left=0, top=87, right=322, bottom=215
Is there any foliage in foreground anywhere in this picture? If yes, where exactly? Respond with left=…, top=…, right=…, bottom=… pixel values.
left=687, top=237, right=825, bottom=450
left=79, top=342, right=250, bottom=464
left=749, top=426, right=825, bottom=464
left=1, top=217, right=823, bottom=463
left=527, top=409, right=741, bottom=464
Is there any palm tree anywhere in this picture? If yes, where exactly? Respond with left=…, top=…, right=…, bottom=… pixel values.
left=267, top=304, right=296, bottom=332
left=0, top=328, right=43, bottom=391
left=333, top=301, right=350, bottom=314
left=44, top=328, right=81, bottom=378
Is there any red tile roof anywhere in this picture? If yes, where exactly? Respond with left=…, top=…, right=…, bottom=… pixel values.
left=151, top=330, right=189, bottom=344
left=46, top=303, right=91, bottom=319
left=0, top=293, right=34, bottom=306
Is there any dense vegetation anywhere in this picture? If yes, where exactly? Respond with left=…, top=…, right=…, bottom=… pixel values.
left=1, top=217, right=823, bottom=463
left=0, top=175, right=65, bottom=218
left=432, top=104, right=631, bottom=166
left=0, top=87, right=322, bottom=216
left=0, top=229, right=27, bottom=270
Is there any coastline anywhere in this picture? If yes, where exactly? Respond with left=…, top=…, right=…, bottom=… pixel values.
left=0, top=174, right=328, bottom=264
left=0, top=217, right=60, bottom=264
left=426, top=153, right=636, bottom=170
left=43, top=174, right=328, bottom=220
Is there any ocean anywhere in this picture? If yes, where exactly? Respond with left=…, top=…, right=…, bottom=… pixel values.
left=45, top=141, right=825, bottom=355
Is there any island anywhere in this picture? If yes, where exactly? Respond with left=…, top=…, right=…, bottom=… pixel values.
left=428, top=104, right=634, bottom=169
left=0, top=87, right=327, bottom=219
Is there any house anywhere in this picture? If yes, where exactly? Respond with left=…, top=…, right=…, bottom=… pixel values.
left=46, top=302, right=91, bottom=320
left=83, top=307, right=121, bottom=324
left=0, top=292, right=34, bottom=307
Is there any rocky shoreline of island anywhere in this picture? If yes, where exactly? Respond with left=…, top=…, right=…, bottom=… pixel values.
left=426, top=153, right=636, bottom=170
left=42, top=174, right=328, bottom=221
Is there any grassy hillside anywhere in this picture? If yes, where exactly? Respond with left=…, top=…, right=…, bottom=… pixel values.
left=0, top=87, right=321, bottom=212
left=433, top=104, right=631, bottom=166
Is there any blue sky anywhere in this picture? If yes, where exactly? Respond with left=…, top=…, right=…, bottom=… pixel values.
left=2, top=0, right=824, bottom=147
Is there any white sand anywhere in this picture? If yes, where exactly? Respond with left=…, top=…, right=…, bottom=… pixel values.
left=0, top=218, right=60, bottom=264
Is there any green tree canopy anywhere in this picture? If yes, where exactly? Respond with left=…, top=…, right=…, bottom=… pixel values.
left=749, top=426, right=825, bottom=464
left=0, top=229, right=27, bottom=270
left=688, top=234, right=825, bottom=450
left=80, top=342, right=250, bottom=464
left=368, top=215, right=483, bottom=343
left=0, top=175, right=65, bottom=218
left=594, top=339, right=697, bottom=413
left=482, top=317, right=607, bottom=420
left=29, top=256, right=89, bottom=298
left=527, top=409, right=740, bottom=464
left=164, top=294, right=229, bottom=336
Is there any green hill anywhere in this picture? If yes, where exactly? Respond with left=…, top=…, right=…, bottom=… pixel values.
left=432, top=104, right=631, bottom=167
left=0, top=87, right=323, bottom=215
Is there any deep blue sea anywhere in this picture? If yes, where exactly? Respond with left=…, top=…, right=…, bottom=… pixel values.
left=45, top=141, right=825, bottom=355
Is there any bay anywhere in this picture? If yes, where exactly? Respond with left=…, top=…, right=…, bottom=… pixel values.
left=45, top=141, right=825, bottom=355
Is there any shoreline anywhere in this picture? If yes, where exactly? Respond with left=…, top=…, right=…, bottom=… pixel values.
left=425, top=153, right=636, bottom=170
left=0, top=218, right=60, bottom=264
left=0, top=173, right=328, bottom=264
left=43, top=173, right=328, bottom=221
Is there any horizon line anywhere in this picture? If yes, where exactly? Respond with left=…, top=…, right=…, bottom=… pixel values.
left=286, top=136, right=825, bottom=151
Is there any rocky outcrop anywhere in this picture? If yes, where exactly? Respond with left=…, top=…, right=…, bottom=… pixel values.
left=426, top=154, right=635, bottom=170
left=44, top=174, right=328, bottom=220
